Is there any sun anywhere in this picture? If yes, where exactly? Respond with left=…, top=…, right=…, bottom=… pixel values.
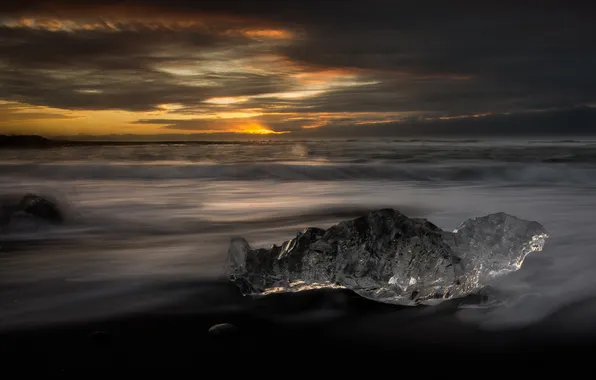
left=235, top=123, right=288, bottom=135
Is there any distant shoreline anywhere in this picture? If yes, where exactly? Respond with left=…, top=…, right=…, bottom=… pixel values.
left=0, top=135, right=265, bottom=148
left=2, top=134, right=596, bottom=148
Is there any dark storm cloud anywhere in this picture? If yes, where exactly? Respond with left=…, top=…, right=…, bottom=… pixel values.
left=0, top=66, right=201, bottom=112
left=207, top=1, right=596, bottom=117
left=139, top=1, right=596, bottom=118
left=273, top=2, right=596, bottom=117
left=0, top=26, right=249, bottom=71
left=0, top=63, right=288, bottom=112
left=1, top=0, right=596, bottom=136
left=133, top=118, right=227, bottom=131
left=289, top=107, right=596, bottom=138
left=0, top=21, right=292, bottom=112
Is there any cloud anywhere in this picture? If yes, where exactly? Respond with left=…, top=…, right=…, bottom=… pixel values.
left=1, top=1, right=595, bottom=137
left=0, top=6, right=297, bottom=113
left=123, top=106, right=596, bottom=139
left=0, top=101, right=80, bottom=121
left=275, top=3, right=596, bottom=117
left=289, top=107, right=596, bottom=138
left=134, top=117, right=289, bottom=135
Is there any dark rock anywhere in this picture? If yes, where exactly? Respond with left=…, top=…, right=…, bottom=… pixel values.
left=0, top=135, right=54, bottom=148
left=0, top=194, right=65, bottom=234
left=17, top=194, right=64, bottom=224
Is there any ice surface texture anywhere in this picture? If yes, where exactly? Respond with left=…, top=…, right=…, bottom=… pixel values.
left=227, top=209, right=548, bottom=305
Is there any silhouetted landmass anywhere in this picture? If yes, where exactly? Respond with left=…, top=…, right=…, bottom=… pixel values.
left=0, top=135, right=56, bottom=148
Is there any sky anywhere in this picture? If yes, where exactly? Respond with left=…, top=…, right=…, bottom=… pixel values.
left=0, top=0, right=595, bottom=140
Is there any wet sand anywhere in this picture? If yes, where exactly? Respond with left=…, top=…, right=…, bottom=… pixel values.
left=2, top=280, right=596, bottom=370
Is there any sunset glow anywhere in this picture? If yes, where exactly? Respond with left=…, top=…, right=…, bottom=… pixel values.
left=0, top=2, right=593, bottom=139
left=235, top=124, right=288, bottom=135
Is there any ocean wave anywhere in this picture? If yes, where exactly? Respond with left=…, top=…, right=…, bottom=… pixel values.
left=1, top=162, right=595, bottom=184
left=5, top=141, right=596, bottom=165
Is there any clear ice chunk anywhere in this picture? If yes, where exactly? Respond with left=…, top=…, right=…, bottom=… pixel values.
left=227, top=209, right=548, bottom=305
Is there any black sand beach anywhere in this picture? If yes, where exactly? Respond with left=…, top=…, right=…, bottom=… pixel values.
left=3, top=280, right=596, bottom=370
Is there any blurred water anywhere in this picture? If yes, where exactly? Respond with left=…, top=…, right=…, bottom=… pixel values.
left=1, top=139, right=596, bottom=330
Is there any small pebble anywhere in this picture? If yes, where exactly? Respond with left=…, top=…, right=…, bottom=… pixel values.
left=208, top=323, right=237, bottom=335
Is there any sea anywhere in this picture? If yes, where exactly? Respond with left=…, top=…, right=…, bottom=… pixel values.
left=2, top=138, right=596, bottom=332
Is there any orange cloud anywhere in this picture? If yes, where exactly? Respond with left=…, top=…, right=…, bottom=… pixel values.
left=1, top=16, right=243, bottom=33
left=204, top=97, right=250, bottom=105
left=0, top=2, right=289, bottom=35
left=355, top=119, right=401, bottom=125
left=437, top=112, right=492, bottom=120
left=3, top=2, right=256, bottom=24
left=300, top=121, right=328, bottom=129
left=243, top=28, right=294, bottom=40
